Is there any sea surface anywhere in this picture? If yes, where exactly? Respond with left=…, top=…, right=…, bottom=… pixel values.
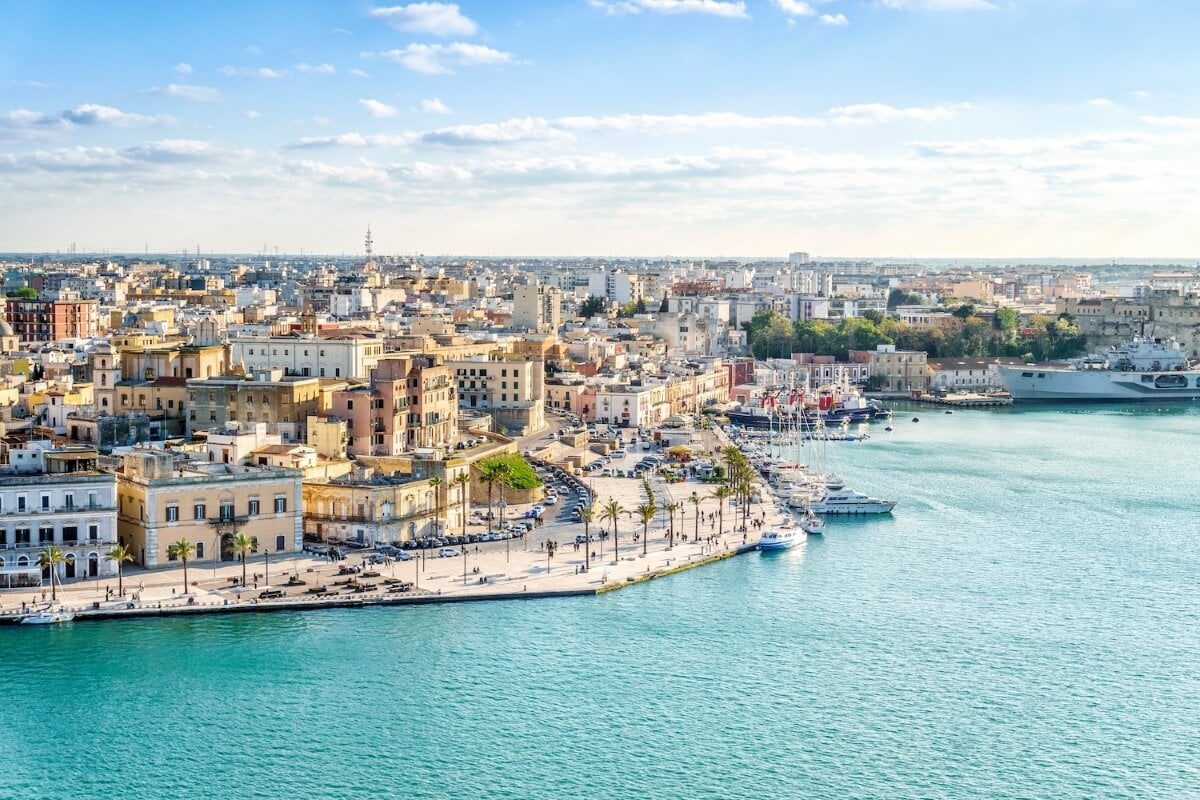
left=3, top=405, right=1199, bottom=799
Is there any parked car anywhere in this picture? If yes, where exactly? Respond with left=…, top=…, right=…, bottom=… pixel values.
left=437, top=547, right=460, bottom=558
left=395, top=551, right=414, bottom=561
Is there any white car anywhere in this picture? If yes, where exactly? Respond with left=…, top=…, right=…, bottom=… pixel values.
left=543, top=495, right=557, bottom=505
left=438, top=547, right=460, bottom=558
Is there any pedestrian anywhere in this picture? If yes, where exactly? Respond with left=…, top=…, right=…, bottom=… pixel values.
left=41, top=590, right=46, bottom=601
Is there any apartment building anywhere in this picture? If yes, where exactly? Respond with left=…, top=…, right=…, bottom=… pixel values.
left=116, top=449, right=303, bottom=569
left=6, top=298, right=101, bottom=342
left=303, top=466, right=466, bottom=546
left=512, top=284, right=562, bottom=333
left=0, top=446, right=118, bottom=588
left=186, top=370, right=322, bottom=442
left=448, top=352, right=545, bottom=436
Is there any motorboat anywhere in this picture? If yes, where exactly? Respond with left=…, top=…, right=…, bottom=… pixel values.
left=809, top=488, right=897, bottom=515
left=20, top=610, right=75, bottom=625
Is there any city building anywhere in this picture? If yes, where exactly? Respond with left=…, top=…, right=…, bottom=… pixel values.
left=850, top=344, right=929, bottom=393
left=6, top=297, right=101, bottom=342
left=115, top=449, right=303, bottom=569
left=512, top=284, right=562, bottom=333
left=186, top=370, right=322, bottom=442
left=230, top=331, right=385, bottom=380
left=0, top=445, right=118, bottom=588
left=448, top=352, right=545, bottom=436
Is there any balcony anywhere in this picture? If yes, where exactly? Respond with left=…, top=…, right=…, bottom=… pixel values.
left=0, top=504, right=116, bottom=516
left=305, top=512, right=372, bottom=524
left=0, top=538, right=116, bottom=551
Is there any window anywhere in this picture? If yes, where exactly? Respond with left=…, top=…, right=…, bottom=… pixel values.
left=64, top=493, right=74, bottom=510
left=88, top=524, right=98, bottom=541
left=166, top=505, right=179, bottom=522
left=346, top=400, right=353, bottom=410
left=275, top=534, right=286, bottom=551
left=195, top=542, right=204, bottom=559
left=17, top=495, right=25, bottom=512
left=248, top=499, right=260, bottom=516
left=62, top=526, right=77, bottom=543
left=274, top=497, right=287, bottom=513
left=220, top=503, right=235, bottom=522
left=41, top=494, right=50, bottom=511
left=39, top=527, right=53, bottom=543
left=15, top=528, right=30, bottom=544
left=193, top=503, right=206, bottom=520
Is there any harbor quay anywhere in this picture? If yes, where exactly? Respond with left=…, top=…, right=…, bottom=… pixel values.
left=0, top=427, right=787, bottom=624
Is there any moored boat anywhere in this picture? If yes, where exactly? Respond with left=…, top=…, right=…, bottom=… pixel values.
left=20, top=610, right=75, bottom=625
left=759, top=527, right=802, bottom=551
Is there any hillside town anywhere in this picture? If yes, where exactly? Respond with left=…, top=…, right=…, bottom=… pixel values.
left=0, top=236, right=1197, bottom=593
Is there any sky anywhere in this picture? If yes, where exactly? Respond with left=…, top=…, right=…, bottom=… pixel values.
left=1, top=0, right=1199, bottom=258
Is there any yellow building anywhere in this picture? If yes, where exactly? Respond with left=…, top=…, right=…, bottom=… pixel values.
left=116, top=450, right=303, bottom=568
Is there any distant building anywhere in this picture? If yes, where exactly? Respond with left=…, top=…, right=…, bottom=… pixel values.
left=512, top=284, right=562, bottom=333
left=850, top=344, right=929, bottom=393
left=6, top=297, right=101, bottom=342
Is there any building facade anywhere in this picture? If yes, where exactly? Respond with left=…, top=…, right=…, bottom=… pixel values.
left=0, top=447, right=118, bottom=588
left=6, top=298, right=101, bottom=343
left=116, top=450, right=303, bottom=569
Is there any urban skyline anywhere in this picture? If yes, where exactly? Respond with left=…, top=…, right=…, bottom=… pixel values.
left=4, top=1, right=1200, bottom=256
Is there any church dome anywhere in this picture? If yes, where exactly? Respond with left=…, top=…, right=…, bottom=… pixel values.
left=0, top=319, right=13, bottom=336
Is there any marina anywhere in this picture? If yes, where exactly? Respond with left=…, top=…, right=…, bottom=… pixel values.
left=4, top=405, right=1197, bottom=800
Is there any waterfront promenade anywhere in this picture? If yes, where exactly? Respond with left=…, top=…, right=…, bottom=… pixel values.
left=0, top=426, right=791, bottom=623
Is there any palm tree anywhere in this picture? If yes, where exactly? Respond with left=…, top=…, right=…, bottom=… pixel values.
left=229, top=533, right=254, bottom=587
left=635, top=503, right=656, bottom=556
left=428, top=476, right=443, bottom=540
left=37, top=546, right=66, bottom=603
left=600, top=499, right=627, bottom=564
left=546, top=539, right=557, bottom=574
left=105, top=543, right=134, bottom=597
left=167, top=539, right=195, bottom=594
left=711, top=485, right=732, bottom=538
left=475, top=460, right=511, bottom=534
left=579, top=505, right=595, bottom=572
left=688, top=492, right=704, bottom=542
left=664, top=501, right=680, bottom=548
left=454, top=473, right=471, bottom=536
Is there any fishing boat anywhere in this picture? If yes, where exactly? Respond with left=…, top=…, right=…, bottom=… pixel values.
left=20, top=609, right=75, bottom=625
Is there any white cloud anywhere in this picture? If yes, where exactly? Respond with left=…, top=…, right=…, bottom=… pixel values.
left=878, top=0, right=995, bottom=9
left=358, top=98, right=400, bottom=119
left=828, top=103, right=965, bottom=125
left=421, top=117, right=571, bottom=146
left=124, top=139, right=224, bottom=162
left=820, top=13, right=848, bottom=25
left=1131, top=89, right=1152, bottom=100
left=290, top=132, right=417, bottom=149
left=350, top=68, right=370, bottom=79
left=368, top=3, right=479, bottom=36
left=773, top=0, right=815, bottom=17
left=1087, top=97, right=1116, bottom=109
left=420, top=97, right=453, bottom=114
left=147, top=84, right=223, bottom=103
left=296, top=63, right=336, bottom=75
left=1141, top=115, right=1200, bottom=129
left=61, top=104, right=170, bottom=127
left=246, top=111, right=262, bottom=120
left=558, top=111, right=825, bottom=133
left=313, top=116, right=332, bottom=126
left=174, top=62, right=193, bottom=75
left=363, top=43, right=516, bottom=75
left=219, top=65, right=287, bottom=79
left=594, top=0, right=749, bottom=17
left=244, top=45, right=262, bottom=56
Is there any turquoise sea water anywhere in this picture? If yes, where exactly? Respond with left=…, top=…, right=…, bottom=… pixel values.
left=3, top=406, right=1199, bottom=799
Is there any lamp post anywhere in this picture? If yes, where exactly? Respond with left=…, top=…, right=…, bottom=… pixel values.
left=264, top=549, right=270, bottom=586
left=500, top=499, right=509, bottom=562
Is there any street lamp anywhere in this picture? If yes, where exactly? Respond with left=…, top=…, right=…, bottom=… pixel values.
left=264, top=549, right=270, bottom=587
left=500, top=499, right=509, bottom=563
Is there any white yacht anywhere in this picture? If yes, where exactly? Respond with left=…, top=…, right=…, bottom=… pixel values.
left=809, top=488, right=897, bottom=515
left=759, top=527, right=803, bottom=551
left=799, top=513, right=826, bottom=534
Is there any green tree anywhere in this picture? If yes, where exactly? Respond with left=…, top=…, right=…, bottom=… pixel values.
left=887, top=288, right=922, bottom=309
left=428, top=476, right=443, bottom=540
left=13, top=287, right=38, bottom=299
left=993, top=306, right=1020, bottom=332
left=167, top=539, right=195, bottom=595
left=663, top=501, right=680, bottom=548
left=230, top=532, right=254, bottom=587
left=454, top=473, right=471, bottom=537
left=635, top=503, right=657, bottom=556
left=37, top=546, right=67, bottom=602
left=952, top=303, right=977, bottom=320
left=474, top=459, right=512, bottom=534
left=105, top=543, right=134, bottom=597
left=579, top=295, right=608, bottom=318
left=579, top=505, right=595, bottom=572
left=600, top=499, right=627, bottom=563
left=711, top=484, right=732, bottom=539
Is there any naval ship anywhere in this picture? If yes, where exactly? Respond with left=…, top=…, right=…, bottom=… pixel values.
left=996, top=336, right=1200, bottom=402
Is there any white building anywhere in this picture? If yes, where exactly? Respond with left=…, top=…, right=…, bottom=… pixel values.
left=512, top=284, right=562, bottom=333
left=230, top=333, right=385, bottom=380
left=0, top=447, right=119, bottom=589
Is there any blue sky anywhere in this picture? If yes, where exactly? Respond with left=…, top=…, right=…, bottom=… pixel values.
left=2, top=0, right=1199, bottom=257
